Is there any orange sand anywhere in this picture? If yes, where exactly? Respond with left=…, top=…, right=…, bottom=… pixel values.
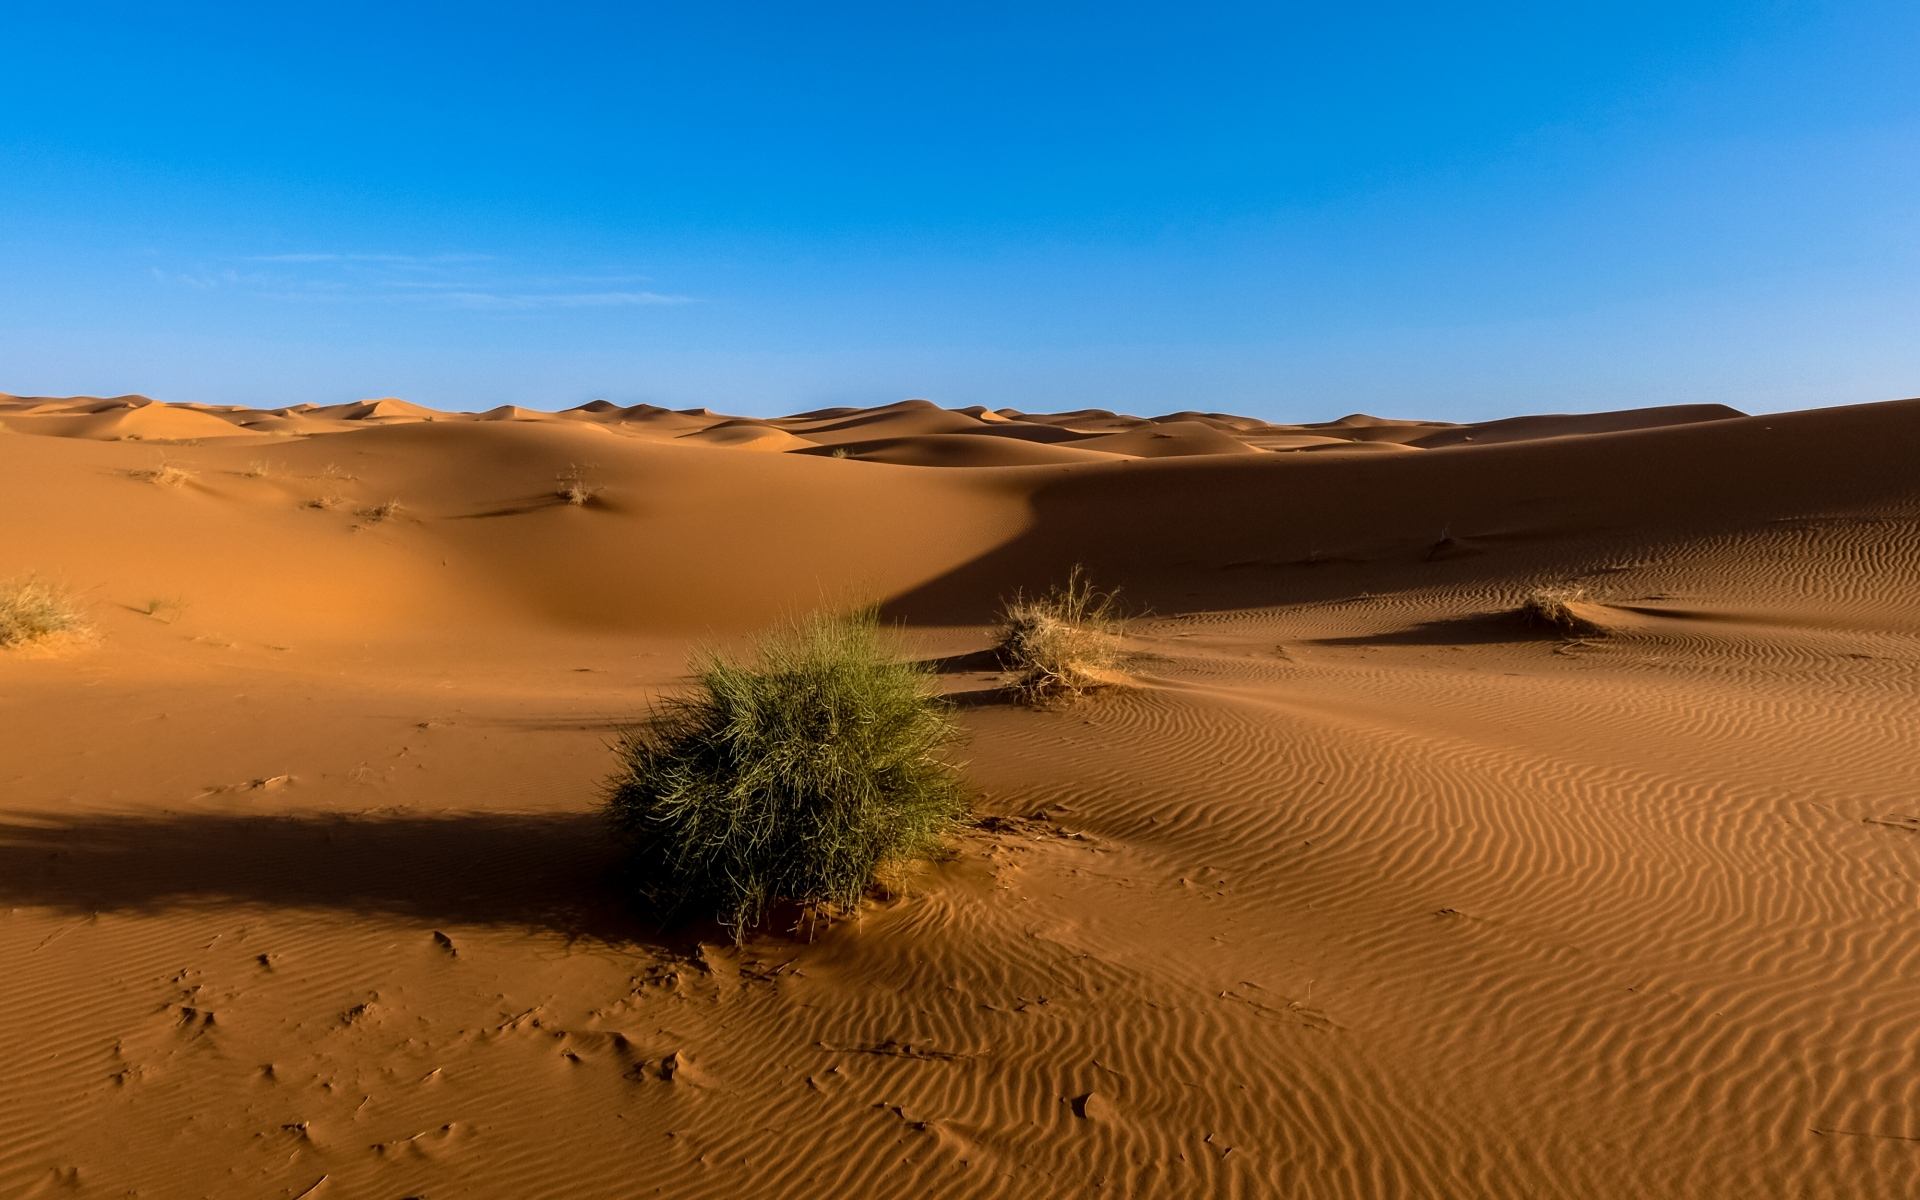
left=2, top=390, right=1917, bottom=1197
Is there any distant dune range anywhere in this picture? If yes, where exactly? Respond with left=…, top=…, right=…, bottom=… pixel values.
left=2, top=390, right=1917, bottom=1197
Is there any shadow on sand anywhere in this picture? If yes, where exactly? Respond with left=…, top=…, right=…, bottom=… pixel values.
left=0, top=809, right=687, bottom=946
left=1306, top=611, right=1538, bottom=647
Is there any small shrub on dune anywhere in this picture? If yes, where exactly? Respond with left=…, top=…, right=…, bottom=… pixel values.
left=996, top=565, right=1124, bottom=704
left=556, top=464, right=601, bottom=507
left=0, top=577, right=87, bottom=647
left=1519, top=585, right=1606, bottom=637
left=129, top=461, right=195, bottom=487
left=605, top=610, right=966, bottom=937
left=358, top=499, right=404, bottom=523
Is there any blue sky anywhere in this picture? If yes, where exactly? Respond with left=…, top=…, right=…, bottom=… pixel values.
left=2, top=2, right=1916, bottom=419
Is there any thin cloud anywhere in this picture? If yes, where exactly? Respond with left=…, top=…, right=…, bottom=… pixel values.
left=429, top=290, right=694, bottom=310
left=150, top=266, right=268, bottom=289
left=246, top=252, right=494, bottom=264
left=151, top=252, right=695, bottom=309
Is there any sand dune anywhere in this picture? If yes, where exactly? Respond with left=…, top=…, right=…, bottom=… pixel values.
left=2, top=390, right=1918, bottom=1197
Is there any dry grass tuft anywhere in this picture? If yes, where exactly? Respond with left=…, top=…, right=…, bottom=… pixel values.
left=556, top=464, right=602, bottom=507
left=306, top=494, right=345, bottom=511
left=0, top=577, right=88, bottom=647
left=241, top=460, right=272, bottom=479
left=1518, top=585, right=1607, bottom=637
left=128, top=461, right=196, bottom=487
left=358, top=499, right=404, bottom=523
left=995, top=565, right=1125, bottom=704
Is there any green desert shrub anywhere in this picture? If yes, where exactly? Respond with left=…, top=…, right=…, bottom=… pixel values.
left=996, top=565, right=1123, bottom=703
left=605, top=610, right=965, bottom=936
left=0, top=577, right=87, bottom=647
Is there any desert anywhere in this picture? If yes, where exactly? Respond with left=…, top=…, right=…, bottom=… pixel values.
left=3, top=390, right=1918, bottom=1196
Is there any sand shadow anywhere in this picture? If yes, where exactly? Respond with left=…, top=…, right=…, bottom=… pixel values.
left=464, top=713, right=642, bottom=734
left=940, top=684, right=1019, bottom=710
left=908, top=647, right=1020, bottom=709
left=453, top=492, right=573, bottom=519
left=913, top=647, right=1004, bottom=674
left=452, top=491, right=629, bottom=520
left=1307, top=611, right=1541, bottom=647
left=0, top=810, right=686, bottom=946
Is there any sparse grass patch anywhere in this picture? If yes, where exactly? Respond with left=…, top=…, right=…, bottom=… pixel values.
left=556, top=464, right=601, bottom=507
left=829, top=446, right=852, bottom=459
left=1518, top=585, right=1607, bottom=637
left=0, top=577, right=88, bottom=647
left=357, top=499, right=404, bottom=523
left=306, top=494, right=345, bottom=511
left=241, top=460, right=272, bottom=479
left=604, top=609, right=966, bottom=937
left=995, top=565, right=1124, bottom=704
left=128, top=461, right=195, bottom=487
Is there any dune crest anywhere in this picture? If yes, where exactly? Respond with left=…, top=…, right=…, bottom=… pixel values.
left=0, top=392, right=1755, bottom=465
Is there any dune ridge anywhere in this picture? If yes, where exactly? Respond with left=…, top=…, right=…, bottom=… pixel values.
left=0, top=390, right=1749, bottom=465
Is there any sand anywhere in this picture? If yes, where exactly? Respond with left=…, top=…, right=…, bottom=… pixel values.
left=1, top=390, right=1917, bottom=1197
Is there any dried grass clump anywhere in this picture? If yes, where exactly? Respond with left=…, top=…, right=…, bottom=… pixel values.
left=129, top=461, right=196, bottom=487
left=604, top=610, right=965, bottom=938
left=1518, top=585, right=1607, bottom=637
left=556, top=464, right=601, bottom=507
left=995, top=565, right=1124, bottom=704
left=358, top=499, right=404, bottom=523
left=306, top=494, right=345, bottom=511
left=0, top=577, right=88, bottom=647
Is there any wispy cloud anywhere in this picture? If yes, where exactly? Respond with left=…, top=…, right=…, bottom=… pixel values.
left=425, top=290, right=694, bottom=310
left=152, top=252, right=693, bottom=311
left=150, top=266, right=275, bottom=290
left=245, top=252, right=495, bottom=265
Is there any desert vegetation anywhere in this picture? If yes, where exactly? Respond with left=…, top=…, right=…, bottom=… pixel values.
left=604, top=609, right=965, bottom=937
left=358, top=499, right=404, bottom=524
left=996, top=565, right=1124, bottom=703
left=556, top=464, right=601, bottom=506
left=1518, top=584, right=1607, bottom=637
left=128, top=461, right=195, bottom=487
left=0, top=577, right=87, bottom=647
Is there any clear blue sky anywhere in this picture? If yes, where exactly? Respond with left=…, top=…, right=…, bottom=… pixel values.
left=3, top=2, right=1916, bottom=419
